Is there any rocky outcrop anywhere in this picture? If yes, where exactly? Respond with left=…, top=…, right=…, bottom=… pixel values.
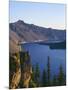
left=9, top=20, right=66, bottom=53
left=19, top=51, right=32, bottom=88
left=9, top=54, right=21, bottom=89
left=9, top=51, right=32, bottom=89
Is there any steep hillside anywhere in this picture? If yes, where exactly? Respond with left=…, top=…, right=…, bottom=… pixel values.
left=9, top=20, right=66, bottom=53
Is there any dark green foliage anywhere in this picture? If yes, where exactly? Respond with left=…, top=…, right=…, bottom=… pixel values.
left=47, top=56, right=51, bottom=86
left=29, top=67, right=36, bottom=87
left=52, top=74, right=57, bottom=86
left=29, top=79, right=37, bottom=88
left=30, top=60, right=65, bottom=87
left=35, top=63, right=40, bottom=78
left=31, top=66, right=35, bottom=81
left=57, top=65, right=65, bottom=86
left=34, top=63, right=40, bottom=87
left=42, top=69, right=47, bottom=86
left=10, top=52, right=66, bottom=88
left=29, top=66, right=39, bottom=87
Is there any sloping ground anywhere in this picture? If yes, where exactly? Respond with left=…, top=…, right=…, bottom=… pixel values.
left=9, top=29, right=24, bottom=53
left=9, top=20, right=66, bottom=53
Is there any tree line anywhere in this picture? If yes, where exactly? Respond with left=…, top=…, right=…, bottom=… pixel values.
left=9, top=52, right=66, bottom=88
left=29, top=56, right=66, bottom=87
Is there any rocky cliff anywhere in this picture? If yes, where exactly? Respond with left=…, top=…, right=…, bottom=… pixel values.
left=9, top=51, right=32, bottom=89
left=9, top=20, right=66, bottom=53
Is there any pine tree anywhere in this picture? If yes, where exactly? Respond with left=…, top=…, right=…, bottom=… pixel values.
left=47, top=56, right=51, bottom=86
left=42, top=69, right=47, bottom=87
left=58, top=65, right=65, bottom=86
left=29, top=79, right=37, bottom=88
left=35, top=63, right=40, bottom=86
left=52, top=74, right=57, bottom=86
left=29, top=66, right=36, bottom=87
left=31, top=66, right=35, bottom=81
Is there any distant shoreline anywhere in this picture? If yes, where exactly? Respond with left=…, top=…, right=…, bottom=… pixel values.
left=38, top=40, right=66, bottom=49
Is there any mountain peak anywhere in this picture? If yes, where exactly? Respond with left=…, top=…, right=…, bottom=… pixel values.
left=17, top=20, right=25, bottom=24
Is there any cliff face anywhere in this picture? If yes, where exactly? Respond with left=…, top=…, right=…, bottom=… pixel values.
left=9, top=20, right=66, bottom=53
left=9, top=54, right=21, bottom=89
left=19, top=51, right=32, bottom=88
left=9, top=51, right=32, bottom=89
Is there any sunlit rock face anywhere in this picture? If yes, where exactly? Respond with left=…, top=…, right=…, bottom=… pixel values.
left=9, top=51, right=32, bottom=89
left=19, top=51, right=32, bottom=88
left=9, top=54, right=21, bottom=89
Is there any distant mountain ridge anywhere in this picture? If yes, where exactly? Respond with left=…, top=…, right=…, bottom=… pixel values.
left=9, top=20, right=66, bottom=53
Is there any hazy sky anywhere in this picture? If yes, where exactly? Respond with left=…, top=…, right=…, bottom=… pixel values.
left=10, top=1, right=66, bottom=29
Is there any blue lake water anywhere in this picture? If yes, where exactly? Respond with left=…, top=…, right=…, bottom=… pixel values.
left=22, top=43, right=66, bottom=78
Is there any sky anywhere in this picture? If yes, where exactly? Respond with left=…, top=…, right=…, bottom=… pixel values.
left=9, top=1, right=66, bottom=29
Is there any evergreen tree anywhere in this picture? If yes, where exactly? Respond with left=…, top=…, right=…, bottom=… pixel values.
left=47, top=56, right=51, bottom=86
left=29, top=66, right=38, bottom=88
left=42, top=69, right=47, bottom=87
left=35, top=63, right=40, bottom=86
left=52, top=74, right=57, bottom=86
left=29, top=79, right=37, bottom=88
left=58, top=65, right=65, bottom=86
left=31, top=66, right=35, bottom=81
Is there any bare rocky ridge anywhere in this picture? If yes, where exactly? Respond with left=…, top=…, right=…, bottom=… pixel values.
left=9, top=20, right=66, bottom=53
